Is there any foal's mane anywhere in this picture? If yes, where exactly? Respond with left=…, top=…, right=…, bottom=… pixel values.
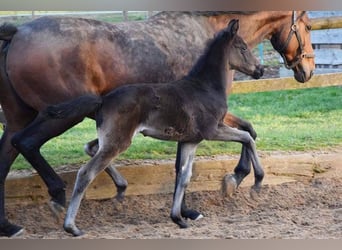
left=187, top=28, right=232, bottom=78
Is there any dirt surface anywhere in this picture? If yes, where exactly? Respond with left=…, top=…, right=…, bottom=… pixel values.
left=5, top=149, right=342, bottom=239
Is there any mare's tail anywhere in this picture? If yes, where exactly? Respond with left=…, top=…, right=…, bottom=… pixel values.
left=0, top=23, right=17, bottom=41
left=43, top=94, right=103, bottom=119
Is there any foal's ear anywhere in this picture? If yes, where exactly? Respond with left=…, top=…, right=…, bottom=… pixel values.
left=227, top=19, right=239, bottom=36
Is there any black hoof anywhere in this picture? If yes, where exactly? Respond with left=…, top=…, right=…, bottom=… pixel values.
left=181, top=209, right=203, bottom=221
left=0, top=220, right=24, bottom=237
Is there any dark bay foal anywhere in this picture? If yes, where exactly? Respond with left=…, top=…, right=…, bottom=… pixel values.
left=43, top=19, right=264, bottom=236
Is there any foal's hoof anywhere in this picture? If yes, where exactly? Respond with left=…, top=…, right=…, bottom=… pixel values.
left=251, top=183, right=262, bottom=193
left=115, top=185, right=127, bottom=202
left=250, top=184, right=262, bottom=200
left=0, top=220, right=24, bottom=237
left=64, top=223, right=84, bottom=237
left=171, top=216, right=189, bottom=229
left=222, top=174, right=237, bottom=197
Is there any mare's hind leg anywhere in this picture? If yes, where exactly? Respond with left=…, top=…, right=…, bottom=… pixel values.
left=85, top=138, right=128, bottom=201
left=171, top=142, right=199, bottom=228
left=223, top=112, right=258, bottom=196
left=0, top=129, right=25, bottom=237
left=11, top=114, right=85, bottom=214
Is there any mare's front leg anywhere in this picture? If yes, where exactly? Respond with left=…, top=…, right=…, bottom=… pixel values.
left=171, top=142, right=200, bottom=228
left=223, top=112, right=257, bottom=196
left=85, top=138, right=128, bottom=201
left=207, top=124, right=264, bottom=192
left=11, top=114, right=85, bottom=216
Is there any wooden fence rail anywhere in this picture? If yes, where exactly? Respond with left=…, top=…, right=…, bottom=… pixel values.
left=311, top=16, right=342, bottom=30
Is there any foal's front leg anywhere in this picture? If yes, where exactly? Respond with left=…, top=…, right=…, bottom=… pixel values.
left=175, top=143, right=203, bottom=221
left=223, top=113, right=257, bottom=196
left=171, top=142, right=200, bottom=228
left=208, top=124, right=264, bottom=191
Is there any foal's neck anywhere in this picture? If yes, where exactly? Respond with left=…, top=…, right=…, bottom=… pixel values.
left=187, top=36, right=229, bottom=94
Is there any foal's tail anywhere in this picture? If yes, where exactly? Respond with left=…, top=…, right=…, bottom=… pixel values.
left=43, top=94, right=103, bottom=119
left=0, top=23, right=17, bottom=41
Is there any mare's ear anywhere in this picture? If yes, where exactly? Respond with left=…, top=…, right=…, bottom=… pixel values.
left=227, top=19, right=239, bottom=36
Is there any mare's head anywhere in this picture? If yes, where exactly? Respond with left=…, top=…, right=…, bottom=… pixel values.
left=270, top=11, right=315, bottom=83
left=226, top=19, right=264, bottom=79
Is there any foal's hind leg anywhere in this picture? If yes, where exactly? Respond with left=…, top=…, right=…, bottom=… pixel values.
left=223, top=112, right=259, bottom=196
left=64, top=140, right=131, bottom=236
left=171, top=142, right=200, bottom=228
left=85, top=138, right=128, bottom=201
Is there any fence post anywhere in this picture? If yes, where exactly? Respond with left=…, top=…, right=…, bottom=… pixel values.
left=123, top=11, right=128, bottom=21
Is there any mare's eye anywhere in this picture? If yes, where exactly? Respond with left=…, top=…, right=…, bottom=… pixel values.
left=306, top=24, right=312, bottom=31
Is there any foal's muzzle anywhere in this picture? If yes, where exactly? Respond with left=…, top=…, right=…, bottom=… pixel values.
left=252, top=65, right=264, bottom=79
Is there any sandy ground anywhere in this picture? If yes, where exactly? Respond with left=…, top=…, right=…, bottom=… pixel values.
left=5, top=169, right=341, bottom=239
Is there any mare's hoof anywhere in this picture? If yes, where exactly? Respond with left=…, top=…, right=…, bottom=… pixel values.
left=49, top=200, right=66, bottom=223
left=222, top=174, right=237, bottom=197
left=64, top=223, right=84, bottom=237
left=0, top=220, right=24, bottom=237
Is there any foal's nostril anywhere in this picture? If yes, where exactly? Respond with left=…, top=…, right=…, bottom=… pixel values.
left=253, top=65, right=264, bottom=79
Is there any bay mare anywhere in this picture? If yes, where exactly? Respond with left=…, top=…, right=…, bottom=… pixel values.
left=44, top=19, right=264, bottom=236
left=0, top=11, right=315, bottom=237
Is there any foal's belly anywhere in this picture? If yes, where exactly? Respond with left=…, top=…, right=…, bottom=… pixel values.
left=137, top=124, right=201, bottom=142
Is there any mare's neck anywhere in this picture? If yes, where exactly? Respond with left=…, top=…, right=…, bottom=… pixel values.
left=204, top=11, right=291, bottom=47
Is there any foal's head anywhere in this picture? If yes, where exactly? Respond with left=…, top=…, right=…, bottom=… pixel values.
left=225, top=19, right=264, bottom=79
